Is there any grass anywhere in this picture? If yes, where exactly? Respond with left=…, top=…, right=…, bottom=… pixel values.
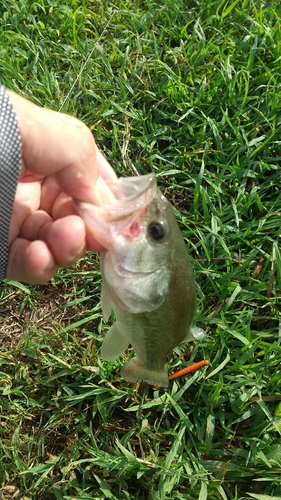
left=0, top=0, right=281, bottom=498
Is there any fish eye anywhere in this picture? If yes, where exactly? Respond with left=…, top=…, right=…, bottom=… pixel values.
left=148, top=221, right=166, bottom=241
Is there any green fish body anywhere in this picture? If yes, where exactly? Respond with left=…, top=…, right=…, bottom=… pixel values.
left=77, top=174, right=203, bottom=387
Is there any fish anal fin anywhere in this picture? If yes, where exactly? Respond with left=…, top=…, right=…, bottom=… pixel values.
left=101, top=322, right=129, bottom=360
left=190, top=327, right=205, bottom=340
left=121, top=357, right=169, bottom=387
left=182, top=326, right=205, bottom=343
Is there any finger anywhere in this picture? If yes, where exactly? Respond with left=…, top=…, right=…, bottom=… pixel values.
left=40, top=177, right=62, bottom=214
left=45, top=216, right=87, bottom=267
left=51, top=193, right=78, bottom=219
left=36, top=178, right=78, bottom=218
left=45, top=215, right=105, bottom=261
left=20, top=213, right=89, bottom=267
left=7, top=90, right=117, bottom=205
left=6, top=239, right=58, bottom=284
left=8, top=181, right=41, bottom=244
left=43, top=213, right=104, bottom=254
left=22, top=212, right=104, bottom=264
left=95, top=147, right=118, bottom=183
left=20, top=210, right=53, bottom=240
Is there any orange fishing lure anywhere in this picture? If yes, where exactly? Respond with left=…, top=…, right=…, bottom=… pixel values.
left=168, top=359, right=209, bottom=381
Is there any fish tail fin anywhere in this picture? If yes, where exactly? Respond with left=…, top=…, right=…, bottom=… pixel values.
left=121, top=357, right=169, bottom=387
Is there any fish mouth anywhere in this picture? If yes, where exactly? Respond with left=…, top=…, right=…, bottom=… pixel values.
left=107, top=173, right=156, bottom=201
left=75, top=173, right=158, bottom=251
left=104, top=174, right=157, bottom=222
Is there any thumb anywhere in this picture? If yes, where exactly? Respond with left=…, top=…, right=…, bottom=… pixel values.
left=7, top=90, right=116, bottom=205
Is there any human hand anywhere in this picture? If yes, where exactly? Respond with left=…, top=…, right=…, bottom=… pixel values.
left=6, top=90, right=117, bottom=284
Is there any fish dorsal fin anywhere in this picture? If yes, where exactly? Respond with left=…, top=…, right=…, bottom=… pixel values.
left=101, top=322, right=130, bottom=361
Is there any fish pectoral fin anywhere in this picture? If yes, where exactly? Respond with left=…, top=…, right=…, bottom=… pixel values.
left=182, top=326, right=205, bottom=343
left=121, top=357, right=169, bottom=388
left=101, top=283, right=112, bottom=322
left=101, top=322, right=129, bottom=361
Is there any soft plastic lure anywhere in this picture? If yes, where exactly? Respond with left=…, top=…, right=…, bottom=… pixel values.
left=168, top=359, right=209, bottom=381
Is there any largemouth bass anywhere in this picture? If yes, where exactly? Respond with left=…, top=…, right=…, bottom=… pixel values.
left=76, top=173, right=203, bottom=387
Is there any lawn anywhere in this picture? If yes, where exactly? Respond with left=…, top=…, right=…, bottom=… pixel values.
left=0, top=0, right=281, bottom=498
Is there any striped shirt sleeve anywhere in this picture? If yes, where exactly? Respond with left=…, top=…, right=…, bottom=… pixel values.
left=0, top=85, right=22, bottom=279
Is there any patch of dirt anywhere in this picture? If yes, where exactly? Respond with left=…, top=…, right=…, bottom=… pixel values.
left=0, top=281, right=97, bottom=351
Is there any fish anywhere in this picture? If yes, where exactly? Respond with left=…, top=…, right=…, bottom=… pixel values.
left=76, top=173, right=204, bottom=387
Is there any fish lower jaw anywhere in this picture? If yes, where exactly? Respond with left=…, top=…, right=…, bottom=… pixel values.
left=121, top=357, right=169, bottom=388
left=114, top=263, right=156, bottom=278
